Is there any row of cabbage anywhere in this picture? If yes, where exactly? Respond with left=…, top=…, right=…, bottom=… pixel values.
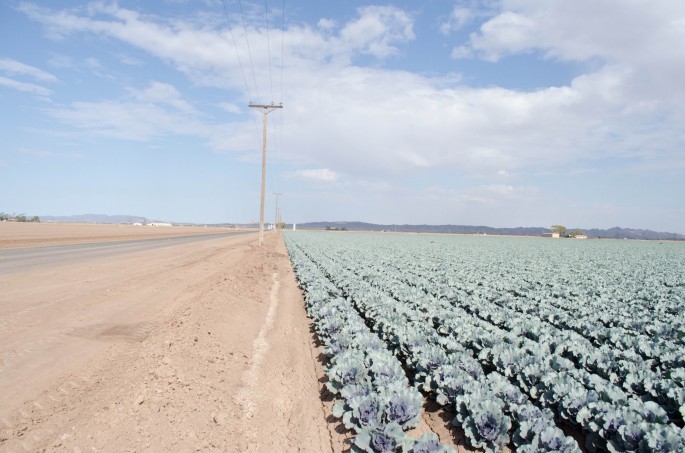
left=287, top=240, right=454, bottom=452
left=284, top=232, right=685, bottom=452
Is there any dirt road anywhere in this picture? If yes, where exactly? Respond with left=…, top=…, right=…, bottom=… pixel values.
left=0, top=227, right=332, bottom=452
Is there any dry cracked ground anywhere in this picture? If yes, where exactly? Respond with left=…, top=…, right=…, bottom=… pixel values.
left=0, top=223, right=468, bottom=452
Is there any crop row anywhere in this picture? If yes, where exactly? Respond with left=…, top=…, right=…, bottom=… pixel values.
left=287, top=240, right=453, bottom=452
left=285, top=232, right=685, bottom=453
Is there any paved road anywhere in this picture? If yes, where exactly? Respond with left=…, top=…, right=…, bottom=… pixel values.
left=0, top=231, right=252, bottom=275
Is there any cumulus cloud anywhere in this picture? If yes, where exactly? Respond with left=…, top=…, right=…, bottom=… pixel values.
left=453, top=1, right=685, bottom=109
left=18, top=1, right=685, bottom=184
left=339, top=6, right=415, bottom=58
left=439, top=2, right=494, bottom=35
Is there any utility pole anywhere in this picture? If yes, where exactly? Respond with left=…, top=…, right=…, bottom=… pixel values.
left=273, top=192, right=282, bottom=230
left=249, top=103, right=283, bottom=246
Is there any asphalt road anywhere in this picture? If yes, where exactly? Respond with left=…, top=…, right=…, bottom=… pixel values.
left=0, top=231, right=252, bottom=275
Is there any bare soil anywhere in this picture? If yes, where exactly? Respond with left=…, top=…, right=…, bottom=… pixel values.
left=0, top=223, right=469, bottom=452
left=0, top=222, right=247, bottom=249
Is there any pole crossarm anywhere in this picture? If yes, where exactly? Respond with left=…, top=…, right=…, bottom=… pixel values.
left=249, top=104, right=283, bottom=114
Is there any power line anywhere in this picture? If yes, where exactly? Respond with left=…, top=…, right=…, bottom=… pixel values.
left=279, top=1, right=285, bottom=191
left=269, top=108, right=278, bottom=191
left=280, top=0, right=285, bottom=104
left=220, top=0, right=252, bottom=102
left=264, top=0, right=274, bottom=103
left=238, top=0, right=261, bottom=103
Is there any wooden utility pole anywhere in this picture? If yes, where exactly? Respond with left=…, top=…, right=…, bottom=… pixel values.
left=249, top=103, right=283, bottom=246
left=273, top=192, right=282, bottom=230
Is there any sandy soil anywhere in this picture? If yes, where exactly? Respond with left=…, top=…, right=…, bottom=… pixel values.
left=0, top=224, right=469, bottom=453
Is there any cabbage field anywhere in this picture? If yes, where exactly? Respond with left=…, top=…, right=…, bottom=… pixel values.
left=284, top=232, right=685, bottom=453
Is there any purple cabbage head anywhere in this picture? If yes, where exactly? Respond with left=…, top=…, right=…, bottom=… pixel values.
left=463, top=400, right=511, bottom=451
left=384, top=388, right=422, bottom=429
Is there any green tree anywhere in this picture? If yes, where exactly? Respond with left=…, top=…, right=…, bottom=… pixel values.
left=15, top=214, right=27, bottom=222
left=569, top=229, right=584, bottom=238
left=0, top=212, right=8, bottom=221
left=551, top=225, right=567, bottom=237
left=30, top=216, right=40, bottom=223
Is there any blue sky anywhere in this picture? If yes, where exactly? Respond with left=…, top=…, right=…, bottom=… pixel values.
left=1, top=1, right=684, bottom=232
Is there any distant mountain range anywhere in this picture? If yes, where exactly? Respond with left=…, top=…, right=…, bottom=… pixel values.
left=291, top=221, right=685, bottom=241
left=36, top=215, right=683, bottom=240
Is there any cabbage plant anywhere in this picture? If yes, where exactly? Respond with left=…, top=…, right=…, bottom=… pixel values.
left=461, top=400, right=511, bottom=452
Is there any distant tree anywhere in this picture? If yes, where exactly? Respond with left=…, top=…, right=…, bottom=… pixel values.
left=0, top=212, right=8, bottom=221
left=569, top=229, right=584, bottom=238
left=15, top=214, right=27, bottom=222
left=551, top=225, right=567, bottom=237
left=30, top=216, right=40, bottom=223
left=276, top=222, right=286, bottom=230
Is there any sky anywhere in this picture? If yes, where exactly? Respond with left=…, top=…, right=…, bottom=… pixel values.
left=1, top=0, right=684, bottom=232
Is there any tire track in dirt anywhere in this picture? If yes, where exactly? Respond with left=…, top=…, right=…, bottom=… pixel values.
left=234, top=242, right=335, bottom=452
left=234, top=271, right=281, bottom=448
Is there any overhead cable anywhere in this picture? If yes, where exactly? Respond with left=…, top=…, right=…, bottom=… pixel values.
left=238, top=0, right=262, bottom=103
left=220, top=0, right=252, bottom=103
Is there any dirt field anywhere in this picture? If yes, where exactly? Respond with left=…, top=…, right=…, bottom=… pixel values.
left=0, top=222, right=247, bottom=249
left=0, top=223, right=466, bottom=452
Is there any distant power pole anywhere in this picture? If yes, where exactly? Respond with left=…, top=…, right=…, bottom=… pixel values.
left=249, top=103, right=283, bottom=246
left=273, top=192, right=282, bottom=229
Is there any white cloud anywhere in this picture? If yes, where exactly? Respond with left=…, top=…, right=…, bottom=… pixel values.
left=0, top=75, right=51, bottom=96
left=339, top=6, right=415, bottom=58
left=0, top=58, right=57, bottom=82
left=18, top=1, right=685, bottom=183
left=18, top=2, right=415, bottom=99
left=450, top=45, right=472, bottom=59
left=128, top=81, right=197, bottom=114
left=45, top=80, right=208, bottom=142
left=439, top=2, right=495, bottom=35
left=317, top=18, right=336, bottom=31
left=440, top=7, right=474, bottom=34
left=0, top=58, right=55, bottom=97
left=47, top=53, right=114, bottom=79
left=455, top=1, right=685, bottom=108
left=218, top=102, right=242, bottom=114
left=291, top=168, right=341, bottom=183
